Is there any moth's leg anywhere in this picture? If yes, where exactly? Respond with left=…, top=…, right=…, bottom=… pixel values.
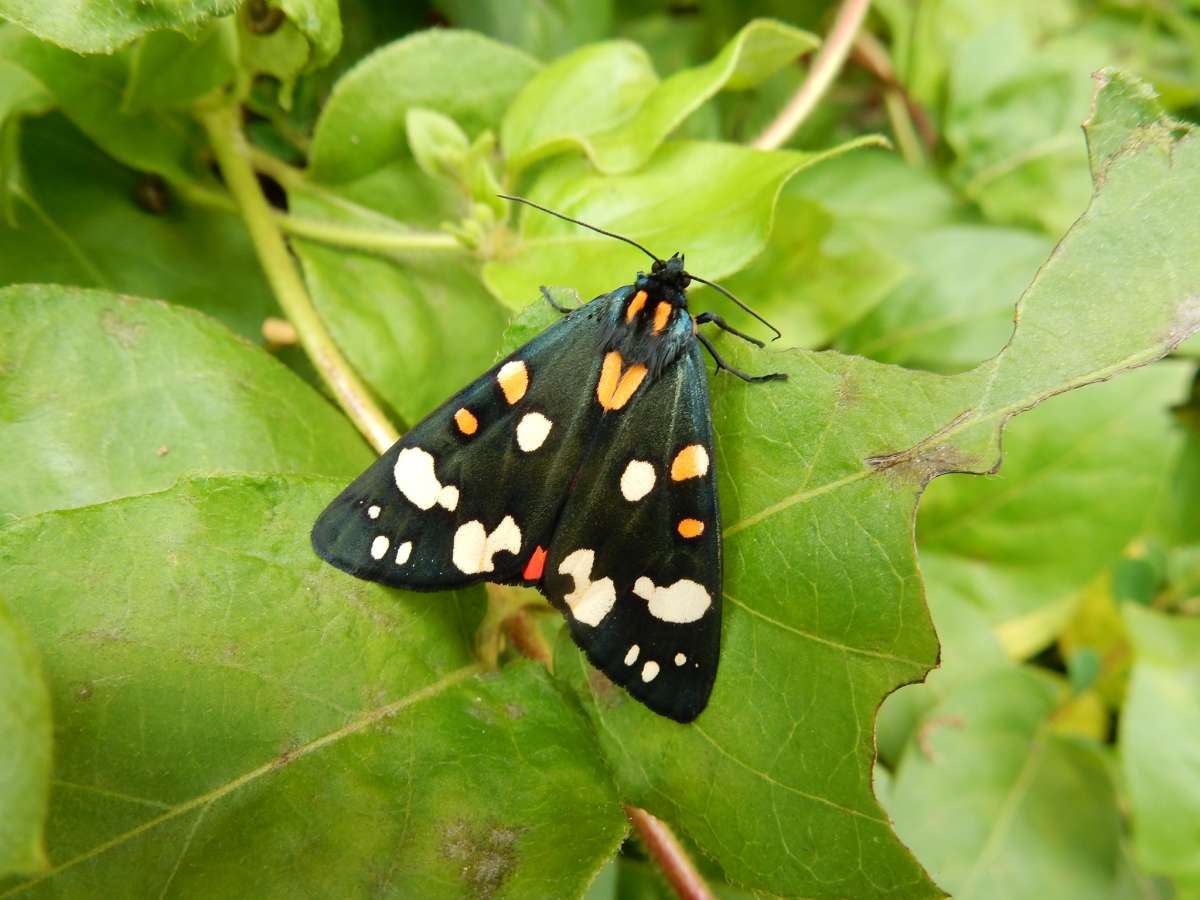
left=695, top=331, right=787, bottom=383
left=540, top=286, right=573, bottom=315
left=694, top=311, right=764, bottom=348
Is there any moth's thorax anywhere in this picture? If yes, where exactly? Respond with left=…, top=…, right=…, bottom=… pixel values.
left=602, top=259, right=694, bottom=379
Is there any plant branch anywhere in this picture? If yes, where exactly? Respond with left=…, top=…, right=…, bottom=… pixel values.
left=851, top=30, right=937, bottom=161
left=199, top=104, right=399, bottom=453
left=276, top=212, right=462, bottom=254
left=625, top=806, right=715, bottom=900
left=752, top=0, right=872, bottom=150
left=178, top=180, right=461, bottom=254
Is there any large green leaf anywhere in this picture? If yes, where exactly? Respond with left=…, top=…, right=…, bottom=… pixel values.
left=0, top=595, right=50, bottom=878
left=0, top=29, right=200, bottom=183
left=484, top=138, right=881, bottom=311
left=0, top=477, right=627, bottom=897
left=918, top=363, right=1189, bottom=658
left=0, top=285, right=370, bottom=520
left=719, top=190, right=909, bottom=349
left=886, top=667, right=1125, bottom=900
left=836, top=224, right=1051, bottom=373
left=1121, top=604, right=1200, bottom=888
left=548, top=70, right=1200, bottom=897
left=121, top=20, right=237, bottom=113
left=500, top=18, right=817, bottom=175
left=0, top=0, right=235, bottom=54
left=308, top=29, right=541, bottom=184
left=1, top=115, right=276, bottom=340
left=434, top=0, right=613, bottom=60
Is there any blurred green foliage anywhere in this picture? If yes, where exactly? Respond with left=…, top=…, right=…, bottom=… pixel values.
left=1, top=1, right=1199, bottom=898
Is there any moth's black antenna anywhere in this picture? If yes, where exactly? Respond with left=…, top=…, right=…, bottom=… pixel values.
left=498, top=193, right=662, bottom=265
left=687, top=274, right=782, bottom=341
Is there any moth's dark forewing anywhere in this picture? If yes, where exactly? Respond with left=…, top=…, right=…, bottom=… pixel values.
left=543, top=342, right=721, bottom=722
left=311, top=288, right=631, bottom=589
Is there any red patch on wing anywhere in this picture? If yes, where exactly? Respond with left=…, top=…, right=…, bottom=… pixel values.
left=523, top=545, right=548, bottom=582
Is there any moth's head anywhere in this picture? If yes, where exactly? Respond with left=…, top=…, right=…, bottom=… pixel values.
left=641, top=252, right=692, bottom=306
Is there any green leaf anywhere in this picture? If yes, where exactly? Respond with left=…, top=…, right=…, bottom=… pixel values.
left=0, top=0, right=236, bottom=54
left=122, top=19, right=237, bottom=113
left=549, top=70, right=1200, bottom=897
left=0, top=115, right=276, bottom=340
left=0, top=595, right=50, bottom=878
left=1121, top=604, right=1200, bottom=885
left=308, top=29, right=541, bottom=184
left=433, top=0, right=614, bottom=60
left=0, top=285, right=371, bottom=520
left=406, top=107, right=471, bottom=181
left=500, top=18, right=818, bottom=175
left=0, top=477, right=626, bottom=897
left=0, top=28, right=201, bottom=183
left=1084, top=68, right=1177, bottom=180
left=293, top=241, right=508, bottom=428
left=0, top=55, right=51, bottom=219
left=886, top=667, right=1124, bottom=900
left=720, top=191, right=909, bottom=348
left=836, top=224, right=1052, bottom=373
left=484, top=138, right=882, bottom=311
left=918, top=363, right=1189, bottom=657
left=275, top=0, right=342, bottom=69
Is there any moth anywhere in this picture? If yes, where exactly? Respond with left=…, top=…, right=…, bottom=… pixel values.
left=312, top=197, right=784, bottom=722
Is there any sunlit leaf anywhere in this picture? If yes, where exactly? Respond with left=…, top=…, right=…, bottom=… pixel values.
left=0, top=477, right=627, bottom=897
left=0, top=285, right=371, bottom=519
left=0, top=595, right=50, bottom=878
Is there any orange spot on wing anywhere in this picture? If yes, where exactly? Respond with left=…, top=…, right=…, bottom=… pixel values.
left=598, top=351, right=648, bottom=411
left=454, top=407, right=478, bottom=435
left=671, top=444, right=710, bottom=481
left=677, top=518, right=705, bottom=538
left=652, top=302, right=671, bottom=334
left=597, top=352, right=622, bottom=408
left=523, top=545, right=548, bottom=581
left=625, top=290, right=648, bottom=323
left=497, top=360, right=529, bottom=405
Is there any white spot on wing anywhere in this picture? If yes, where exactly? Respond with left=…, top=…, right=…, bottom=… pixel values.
left=394, top=447, right=440, bottom=510
left=370, top=535, right=390, bottom=560
left=558, top=549, right=616, bottom=627
left=367, top=505, right=381, bottom=519
left=516, top=412, right=553, bottom=452
left=620, top=460, right=656, bottom=502
left=394, top=446, right=459, bottom=513
left=634, top=577, right=712, bottom=623
left=452, top=516, right=522, bottom=574
left=641, top=661, right=660, bottom=683
left=625, top=645, right=640, bottom=665
left=395, top=541, right=412, bottom=565
left=675, top=652, right=687, bottom=666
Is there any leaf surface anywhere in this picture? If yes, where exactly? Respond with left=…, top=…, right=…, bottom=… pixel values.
left=0, top=477, right=627, bottom=898
left=0, top=116, right=277, bottom=340
left=0, top=0, right=236, bottom=53
left=1121, top=605, right=1200, bottom=888
left=886, top=667, right=1125, bottom=900
left=0, top=285, right=370, bottom=519
left=500, top=18, right=818, bottom=175
left=918, top=364, right=1188, bottom=657
left=0, top=596, right=50, bottom=878
left=308, top=29, right=541, bottom=183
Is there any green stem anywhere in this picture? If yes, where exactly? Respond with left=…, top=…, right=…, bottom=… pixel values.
left=752, top=0, right=873, bottom=150
left=275, top=212, right=461, bottom=253
left=179, top=180, right=460, bottom=254
left=199, top=104, right=400, bottom=453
